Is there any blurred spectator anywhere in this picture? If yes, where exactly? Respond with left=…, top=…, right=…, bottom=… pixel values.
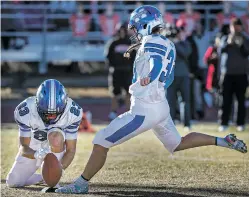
left=50, top=0, right=76, bottom=13
left=179, top=2, right=201, bottom=36
left=60, top=0, right=76, bottom=13
left=193, top=23, right=211, bottom=118
left=1, top=1, right=27, bottom=50
left=219, top=18, right=249, bottom=132
left=241, top=2, right=249, bottom=35
left=204, top=37, right=220, bottom=93
left=207, top=19, right=220, bottom=44
left=69, top=4, right=91, bottom=37
left=104, top=23, right=136, bottom=121
left=216, top=1, right=236, bottom=29
left=158, top=1, right=174, bottom=25
left=167, top=25, right=192, bottom=131
left=203, top=37, right=221, bottom=109
left=135, top=1, right=143, bottom=8
left=99, top=2, right=120, bottom=37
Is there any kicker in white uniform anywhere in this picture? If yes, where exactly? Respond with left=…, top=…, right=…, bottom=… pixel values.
left=55, top=5, right=247, bottom=194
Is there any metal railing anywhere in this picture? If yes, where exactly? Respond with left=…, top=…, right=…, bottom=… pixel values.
left=1, top=2, right=240, bottom=74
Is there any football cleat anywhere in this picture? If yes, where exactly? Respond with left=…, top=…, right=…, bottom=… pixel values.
left=237, top=126, right=245, bottom=132
left=55, top=176, right=88, bottom=194
left=224, top=134, right=247, bottom=153
left=218, top=125, right=228, bottom=132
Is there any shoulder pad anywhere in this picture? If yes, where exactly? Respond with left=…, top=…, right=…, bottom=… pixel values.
left=142, top=35, right=171, bottom=57
left=14, top=97, right=35, bottom=128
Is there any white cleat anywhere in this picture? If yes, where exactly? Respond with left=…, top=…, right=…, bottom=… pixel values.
left=237, top=126, right=245, bottom=132
left=218, top=125, right=228, bottom=132
left=184, top=126, right=191, bottom=132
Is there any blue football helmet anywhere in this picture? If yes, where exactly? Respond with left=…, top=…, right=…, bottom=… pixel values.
left=36, top=79, right=68, bottom=124
left=128, top=5, right=164, bottom=43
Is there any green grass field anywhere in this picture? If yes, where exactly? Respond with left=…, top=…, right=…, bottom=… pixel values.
left=1, top=124, right=249, bottom=197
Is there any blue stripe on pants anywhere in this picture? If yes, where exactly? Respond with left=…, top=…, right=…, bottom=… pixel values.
left=105, top=115, right=145, bottom=143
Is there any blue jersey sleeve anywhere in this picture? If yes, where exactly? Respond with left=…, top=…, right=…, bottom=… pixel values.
left=144, top=39, right=168, bottom=82
left=164, top=43, right=176, bottom=88
left=14, top=100, right=32, bottom=138
left=148, top=55, right=163, bottom=82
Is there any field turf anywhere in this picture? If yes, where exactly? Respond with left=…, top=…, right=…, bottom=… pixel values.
left=1, top=123, right=249, bottom=197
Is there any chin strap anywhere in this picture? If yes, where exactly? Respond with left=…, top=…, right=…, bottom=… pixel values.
left=124, top=43, right=142, bottom=58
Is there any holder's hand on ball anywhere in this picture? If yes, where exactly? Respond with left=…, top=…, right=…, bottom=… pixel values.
left=35, top=146, right=50, bottom=167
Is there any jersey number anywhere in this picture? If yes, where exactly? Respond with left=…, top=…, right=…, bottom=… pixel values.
left=70, top=102, right=81, bottom=116
left=18, top=102, right=29, bottom=116
left=159, top=49, right=174, bottom=83
left=33, top=130, right=47, bottom=142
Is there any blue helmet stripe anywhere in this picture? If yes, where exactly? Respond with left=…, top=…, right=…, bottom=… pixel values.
left=49, top=80, right=56, bottom=110
left=48, top=80, right=51, bottom=110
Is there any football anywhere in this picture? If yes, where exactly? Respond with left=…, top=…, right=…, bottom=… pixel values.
left=42, top=153, right=62, bottom=188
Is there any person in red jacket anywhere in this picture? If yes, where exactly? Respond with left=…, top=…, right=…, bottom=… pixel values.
left=204, top=38, right=220, bottom=93
left=241, top=2, right=249, bottom=35
left=69, top=4, right=91, bottom=37
left=99, top=2, right=120, bottom=37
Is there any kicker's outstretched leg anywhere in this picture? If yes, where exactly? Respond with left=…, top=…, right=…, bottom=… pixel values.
left=175, top=132, right=247, bottom=153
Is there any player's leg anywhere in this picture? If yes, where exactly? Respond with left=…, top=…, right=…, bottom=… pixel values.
left=108, top=69, right=121, bottom=120
left=47, top=129, right=65, bottom=184
left=6, top=154, right=41, bottom=187
left=175, top=133, right=247, bottom=153
left=179, top=76, right=191, bottom=129
left=219, top=75, right=234, bottom=130
left=47, top=129, right=65, bottom=154
left=56, top=102, right=161, bottom=194
left=153, top=115, right=247, bottom=154
left=166, top=78, right=177, bottom=123
left=153, top=115, right=182, bottom=154
left=123, top=71, right=132, bottom=111
left=234, top=75, right=248, bottom=130
left=83, top=112, right=148, bottom=180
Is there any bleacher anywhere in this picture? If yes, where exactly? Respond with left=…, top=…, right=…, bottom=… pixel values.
left=1, top=1, right=247, bottom=66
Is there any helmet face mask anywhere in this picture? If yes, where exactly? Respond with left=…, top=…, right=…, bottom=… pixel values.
left=37, top=107, right=64, bottom=124
left=129, top=26, right=143, bottom=43
left=36, top=79, right=68, bottom=124
left=128, top=5, right=164, bottom=43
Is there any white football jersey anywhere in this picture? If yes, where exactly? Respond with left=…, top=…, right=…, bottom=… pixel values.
left=14, top=96, right=83, bottom=148
left=129, top=34, right=176, bottom=103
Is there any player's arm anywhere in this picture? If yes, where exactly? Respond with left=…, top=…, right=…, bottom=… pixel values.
left=140, top=54, right=163, bottom=86
left=60, top=139, right=77, bottom=170
left=15, top=104, right=49, bottom=161
left=61, top=106, right=83, bottom=170
left=140, top=40, right=168, bottom=86
left=14, top=104, right=36, bottom=159
left=19, top=136, right=36, bottom=159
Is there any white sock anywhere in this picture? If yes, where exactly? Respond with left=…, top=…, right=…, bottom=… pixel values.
left=215, top=137, right=229, bottom=148
left=75, top=176, right=88, bottom=185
